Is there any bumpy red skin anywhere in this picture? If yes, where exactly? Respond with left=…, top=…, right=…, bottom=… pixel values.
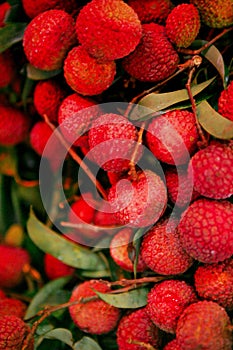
left=64, top=46, right=116, bottom=96
left=58, top=93, right=100, bottom=147
left=0, top=2, right=10, bottom=27
left=146, top=280, right=197, bottom=333
left=128, top=0, right=172, bottom=24
left=141, top=218, right=193, bottom=275
left=23, top=10, right=77, bottom=71
left=0, top=245, right=30, bottom=289
left=165, top=167, right=200, bottom=208
left=218, top=81, right=233, bottom=121
left=178, top=198, right=233, bottom=263
left=116, top=307, right=160, bottom=350
left=76, top=0, right=142, bottom=61
left=44, top=253, right=75, bottom=280
left=88, top=113, right=140, bottom=172
left=29, top=121, right=54, bottom=156
left=22, top=0, right=78, bottom=18
left=110, top=228, right=147, bottom=272
left=0, top=51, right=15, bottom=88
left=122, top=23, right=179, bottom=82
left=188, top=141, right=233, bottom=199
left=165, top=4, right=200, bottom=48
left=0, top=298, right=27, bottom=319
left=0, top=315, right=34, bottom=350
left=194, top=257, right=233, bottom=310
left=164, top=339, right=182, bottom=350
left=0, top=291, right=6, bottom=300
left=108, top=169, right=167, bottom=228
left=0, top=105, right=30, bottom=145
left=93, top=201, right=120, bottom=230
left=176, top=301, right=232, bottom=350
left=69, top=280, right=120, bottom=334
left=34, top=79, right=67, bottom=123
left=146, top=109, right=199, bottom=165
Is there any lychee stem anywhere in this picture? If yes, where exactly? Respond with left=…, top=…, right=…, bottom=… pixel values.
left=43, top=115, right=108, bottom=200
left=128, top=122, right=146, bottom=181
left=128, top=339, right=157, bottom=349
left=108, top=276, right=167, bottom=287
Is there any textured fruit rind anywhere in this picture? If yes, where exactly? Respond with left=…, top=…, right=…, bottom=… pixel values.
left=178, top=198, right=233, bottom=263
left=22, top=0, right=78, bottom=18
left=76, top=0, right=142, bottom=61
left=218, top=81, right=233, bottom=121
left=23, top=9, right=76, bottom=70
left=0, top=298, right=27, bottom=319
left=128, top=0, right=172, bottom=24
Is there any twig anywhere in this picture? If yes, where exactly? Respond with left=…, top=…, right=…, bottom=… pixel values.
left=108, top=276, right=167, bottom=287
left=128, top=122, right=146, bottom=181
left=128, top=339, right=157, bottom=350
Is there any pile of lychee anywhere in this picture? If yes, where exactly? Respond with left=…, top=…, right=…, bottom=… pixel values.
left=0, top=0, right=233, bottom=349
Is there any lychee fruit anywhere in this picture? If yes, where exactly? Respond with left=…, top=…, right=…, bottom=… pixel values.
left=165, top=166, right=200, bottom=208
left=176, top=301, right=232, bottom=349
left=22, top=0, right=78, bottom=19
left=122, top=23, right=179, bottom=82
left=218, top=80, right=233, bottom=121
left=116, top=307, right=160, bottom=350
left=0, top=105, right=30, bottom=145
left=190, top=0, right=233, bottom=28
left=64, top=46, right=116, bottom=96
left=0, top=2, right=10, bottom=27
left=178, top=198, right=233, bottom=263
left=164, top=339, right=181, bottom=350
left=128, top=0, right=173, bottom=24
left=75, top=0, right=142, bottom=61
left=141, top=218, right=194, bottom=275
left=0, top=50, right=15, bottom=88
left=165, top=4, right=200, bottom=48
left=0, top=315, right=34, bottom=350
left=0, top=298, right=27, bottom=319
left=194, top=257, right=233, bottom=310
left=146, top=280, right=197, bottom=333
left=0, top=291, right=6, bottom=300
left=0, top=245, right=30, bottom=288
left=188, top=140, right=233, bottom=199
left=33, top=79, right=68, bottom=123
left=88, top=113, right=141, bottom=173
left=44, top=253, right=75, bottom=280
left=108, top=169, right=167, bottom=227
left=58, top=93, right=100, bottom=147
left=93, top=200, right=120, bottom=230
left=23, top=9, right=77, bottom=71
left=69, top=279, right=120, bottom=334
left=110, top=228, right=147, bottom=272
left=146, top=109, right=199, bottom=165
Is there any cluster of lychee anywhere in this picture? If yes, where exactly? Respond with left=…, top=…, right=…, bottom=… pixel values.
left=0, top=0, right=233, bottom=349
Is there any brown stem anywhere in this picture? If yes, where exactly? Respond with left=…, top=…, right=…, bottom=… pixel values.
left=128, top=339, right=157, bottom=349
left=43, top=115, right=108, bottom=200
left=128, top=122, right=146, bottom=181
left=108, top=276, right=167, bottom=287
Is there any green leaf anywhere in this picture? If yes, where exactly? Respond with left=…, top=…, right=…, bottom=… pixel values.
left=24, top=276, right=71, bottom=319
left=197, top=100, right=233, bottom=139
left=133, top=77, right=216, bottom=121
left=27, top=209, right=108, bottom=271
left=202, top=46, right=227, bottom=88
left=0, top=22, right=26, bottom=53
left=94, top=287, right=149, bottom=309
left=73, top=337, right=103, bottom=350
left=0, top=146, right=17, bottom=177
left=26, top=64, right=62, bottom=80
left=132, top=228, right=145, bottom=278
left=43, top=328, right=74, bottom=347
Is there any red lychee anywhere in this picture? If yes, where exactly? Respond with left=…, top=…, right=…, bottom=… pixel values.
left=33, top=79, right=68, bottom=123
left=69, top=279, right=120, bottom=334
left=23, top=9, right=77, bottom=71
left=64, top=46, right=116, bottom=96
left=22, top=0, right=78, bottom=19
left=110, top=228, right=147, bottom=272
left=44, top=253, right=75, bottom=280
left=116, top=307, right=160, bottom=350
left=146, top=109, right=199, bottom=165
left=141, top=218, right=194, bottom=275
left=76, top=0, right=142, bottom=61
left=108, top=169, right=167, bottom=227
left=194, top=257, right=233, bottom=310
left=176, top=301, right=232, bottom=349
left=58, top=93, right=100, bottom=147
left=0, top=105, right=30, bottom=145
left=0, top=51, right=15, bottom=88
left=0, top=315, right=34, bottom=350
left=178, top=198, right=233, bottom=263
left=0, top=298, right=27, bottom=319
left=188, top=141, right=233, bottom=199
left=165, top=4, right=200, bottom=48
left=0, top=291, right=6, bottom=300
left=128, top=0, right=173, bottom=24
left=122, top=23, right=179, bottom=82
left=146, top=280, right=197, bottom=333
left=164, top=339, right=181, bottom=350
left=93, top=201, right=120, bottom=230
left=218, top=80, right=233, bottom=121
left=88, top=113, right=141, bottom=173
left=0, top=2, right=10, bottom=27
left=0, top=245, right=30, bottom=289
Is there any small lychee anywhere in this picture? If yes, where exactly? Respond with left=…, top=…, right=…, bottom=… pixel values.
left=218, top=80, right=233, bottom=121
left=0, top=298, right=27, bottom=319
left=22, top=0, right=78, bottom=19
left=128, top=0, right=173, bottom=24
left=44, top=253, right=75, bottom=280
